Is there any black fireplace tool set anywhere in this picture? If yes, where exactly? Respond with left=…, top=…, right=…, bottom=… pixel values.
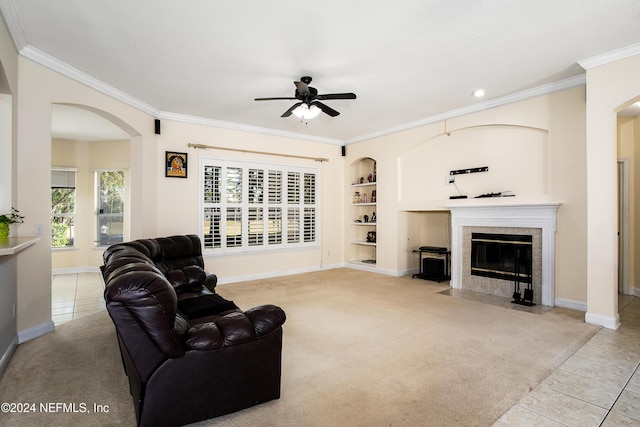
left=512, top=248, right=535, bottom=306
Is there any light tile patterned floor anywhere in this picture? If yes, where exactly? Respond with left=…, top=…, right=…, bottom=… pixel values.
left=51, top=272, right=106, bottom=325
left=494, top=294, right=640, bottom=426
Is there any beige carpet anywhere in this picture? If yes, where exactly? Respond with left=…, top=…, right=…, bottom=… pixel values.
left=0, top=269, right=599, bottom=426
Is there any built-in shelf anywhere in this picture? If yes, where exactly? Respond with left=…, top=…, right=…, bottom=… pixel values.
left=351, top=241, right=376, bottom=246
left=0, top=236, right=41, bottom=256
left=350, top=157, right=377, bottom=267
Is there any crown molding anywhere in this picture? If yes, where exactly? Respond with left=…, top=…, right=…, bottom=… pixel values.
left=159, top=111, right=343, bottom=146
left=0, top=0, right=634, bottom=147
left=20, top=45, right=160, bottom=117
left=346, top=74, right=586, bottom=144
left=14, top=43, right=588, bottom=147
left=18, top=45, right=343, bottom=145
left=0, top=0, right=26, bottom=51
left=578, top=42, right=640, bottom=70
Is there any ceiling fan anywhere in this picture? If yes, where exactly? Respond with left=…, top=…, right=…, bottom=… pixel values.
left=255, top=76, right=356, bottom=118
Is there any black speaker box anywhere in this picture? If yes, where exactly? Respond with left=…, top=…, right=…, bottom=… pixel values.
left=154, top=119, right=161, bottom=135
left=423, top=258, right=445, bottom=278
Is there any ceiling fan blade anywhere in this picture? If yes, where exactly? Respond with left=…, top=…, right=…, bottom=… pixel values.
left=315, top=93, right=357, bottom=100
left=281, top=102, right=303, bottom=117
left=312, top=101, right=340, bottom=117
left=255, top=97, right=298, bottom=101
left=294, top=81, right=310, bottom=97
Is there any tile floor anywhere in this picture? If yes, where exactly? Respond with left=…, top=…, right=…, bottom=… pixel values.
left=51, top=272, right=106, bottom=325
left=52, top=273, right=640, bottom=425
left=494, top=294, right=640, bottom=426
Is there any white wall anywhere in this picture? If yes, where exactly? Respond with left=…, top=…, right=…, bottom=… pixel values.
left=585, top=54, right=640, bottom=328
left=14, top=57, right=152, bottom=336
left=155, top=119, right=345, bottom=281
left=10, top=53, right=345, bottom=337
left=345, top=86, right=588, bottom=302
left=3, top=8, right=638, bottom=338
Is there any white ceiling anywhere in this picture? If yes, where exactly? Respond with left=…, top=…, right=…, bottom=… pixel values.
left=2, top=1, right=640, bottom=144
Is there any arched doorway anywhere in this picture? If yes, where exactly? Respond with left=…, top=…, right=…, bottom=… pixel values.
left=50, top=103, right=139, bottom=324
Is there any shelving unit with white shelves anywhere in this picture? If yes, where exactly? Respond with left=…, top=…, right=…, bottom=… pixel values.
left=349, top=157, right=377, bottom=266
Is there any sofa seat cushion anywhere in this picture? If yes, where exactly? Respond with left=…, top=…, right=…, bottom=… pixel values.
left=177, top=294, right=239, bottom=319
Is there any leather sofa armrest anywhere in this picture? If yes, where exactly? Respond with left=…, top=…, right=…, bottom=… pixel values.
left=204, top=273, right=217, bottom=292
left=245, top=305, right=287, bottom=337
left=185, top=322, right=224, bottom=350
left=184, top=305, right=286, bottom=351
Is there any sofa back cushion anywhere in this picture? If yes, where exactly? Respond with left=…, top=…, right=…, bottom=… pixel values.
left=104, top=269, right=185, bottom=358
left=153, top=235, right=205, bottom=274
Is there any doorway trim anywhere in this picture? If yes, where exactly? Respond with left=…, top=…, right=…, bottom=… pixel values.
left=617, top=158, right=630, bottom=295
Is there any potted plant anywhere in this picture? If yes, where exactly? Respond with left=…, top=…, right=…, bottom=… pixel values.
left=0, top=207, right=24, bottom=240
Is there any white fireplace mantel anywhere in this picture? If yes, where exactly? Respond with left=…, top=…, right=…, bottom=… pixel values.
left=449, top=202, right=561, bottom=306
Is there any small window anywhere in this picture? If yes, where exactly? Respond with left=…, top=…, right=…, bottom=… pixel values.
left=96, top=170, right=125, bottom=246
left=51, top=169, right=76, bottom=248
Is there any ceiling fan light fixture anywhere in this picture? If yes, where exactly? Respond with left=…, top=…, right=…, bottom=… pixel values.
left=292, top=104, right=321, bottom=120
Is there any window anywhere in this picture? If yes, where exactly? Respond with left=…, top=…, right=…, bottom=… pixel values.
left=96, top=170, right=125, bottom=246
left=51, top=169, right=76, bottom=248
left=201, top=160, right=318, bottom=253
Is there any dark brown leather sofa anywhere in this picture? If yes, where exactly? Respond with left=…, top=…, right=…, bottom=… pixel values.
left=101, top=235, right=286, bottom=427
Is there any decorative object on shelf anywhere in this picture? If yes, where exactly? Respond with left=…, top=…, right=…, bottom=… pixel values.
left=359, top=176, right=365, bottom=184
left=371, top=190, right=376, bottom=203
left=363, top=215, right=369, bottom=223
left=371, top=212, right=376, bottom=223
left=366, top=231, right=376, bottom=243
left=362, top=193, right=368, bottom=203
left=353, top=191, right=362, bottom=203
left=0, top=207, right=25, bottom=240
left=166, top=151, right=188, bottom=178
left=367, top=173, right=373, bottom=182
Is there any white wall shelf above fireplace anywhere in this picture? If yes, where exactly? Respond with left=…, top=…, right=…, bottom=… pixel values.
left=398, top=197, right=562, bottom=213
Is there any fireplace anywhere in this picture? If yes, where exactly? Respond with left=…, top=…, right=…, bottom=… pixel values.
left=449, top=203, right=560, bottom=307
left=471, top=233, right=533, bottom=283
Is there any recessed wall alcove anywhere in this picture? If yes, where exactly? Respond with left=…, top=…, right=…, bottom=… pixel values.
left=398, top=125, right=549, bottom=206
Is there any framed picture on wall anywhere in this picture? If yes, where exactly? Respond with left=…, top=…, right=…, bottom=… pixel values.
left=165, top=151, right=188, bottom=178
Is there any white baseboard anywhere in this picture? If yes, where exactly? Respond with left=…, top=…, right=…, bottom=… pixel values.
left=585, top=312, right=620, bottom=330
left=217, top=263, right=344, bottom=285
left=215, top=262, right=416, bottom=285
left=632, top=287, right=640, bottom=297
left=321, top=262, right=347, bottom=271
left=0, top=335, right=18, bottom=377
left=18, top=321, right=55, bottom=343
left=345, top=262, right=403, bottom=277
left=555, top=298, right=587, bottom=312
left=52, top=266, right=102, bottom=275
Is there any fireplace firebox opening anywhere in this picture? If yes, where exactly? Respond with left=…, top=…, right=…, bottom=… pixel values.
left=471, top=233, right=533, bottom=283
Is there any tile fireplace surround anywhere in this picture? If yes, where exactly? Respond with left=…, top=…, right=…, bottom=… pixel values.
left=449, top=202, right=561, bottom=307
